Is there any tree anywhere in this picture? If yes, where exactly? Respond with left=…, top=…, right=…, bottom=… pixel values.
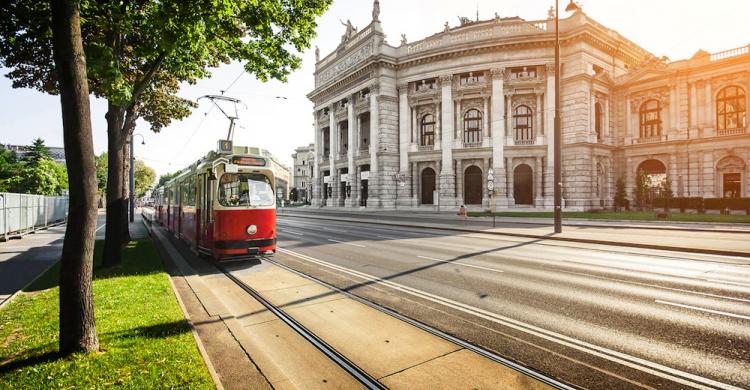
left=134, top=160, right=156, bottom=197
left=0, top=148, right=22, bottom=192
left=157, top=171, right=180, bottom=188
left=613, top=177, right=628, bottom=211
left=19, top=158, right=69, bottom=195
left=658, top=177, right=674, bottom=213
left=633, top=169, right=650, bottom=209
left=22, top=138, right=53, bottom=164
left=95, top=152, right=108, bottom=195
left=50, top=0, right=99, bottom=354
left=1, top=0, right=332, bottom=266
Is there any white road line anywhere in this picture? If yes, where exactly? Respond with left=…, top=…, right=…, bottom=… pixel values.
left=417, top=255, right=504, bottom=274
left=655, top=300, right=750, bottom=321
left=280, top=229, right=304, bottom=236
left=376, top=234, right=400, bottom=240
left=704, top=279, right=750, bottom=289
left=554, top=269, right=750, bottom=304
left=327, top=239, right=366, bottom=248
left=278, top=247, right=741, bottom=390
left=95, top=223, right=105, bottom=232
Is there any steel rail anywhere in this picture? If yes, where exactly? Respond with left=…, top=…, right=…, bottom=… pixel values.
left=262, top=256, right=577, bottom=390
left=214, top=262, right=386, bottom=390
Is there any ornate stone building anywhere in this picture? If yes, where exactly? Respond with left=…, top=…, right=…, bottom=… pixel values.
left=291, top=143, right=315, bottom=202
left=307, top=2, right=750, bottom=210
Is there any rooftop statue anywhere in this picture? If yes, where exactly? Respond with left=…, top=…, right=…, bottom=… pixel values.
left=372, top=0, right=380, bottom=21
left=340, top=19, right=358, bottom=43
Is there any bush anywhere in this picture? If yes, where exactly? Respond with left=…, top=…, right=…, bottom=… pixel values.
left=704, top=198, right=725, bottom=210
left=670, top=197, right=703, bottom=212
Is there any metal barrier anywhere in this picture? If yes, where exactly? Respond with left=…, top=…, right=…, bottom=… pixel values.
left=0, top=192, right=69, bottom=240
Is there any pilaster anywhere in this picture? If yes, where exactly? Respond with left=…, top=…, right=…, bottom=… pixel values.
left=439, top=74, right=456, bottom=206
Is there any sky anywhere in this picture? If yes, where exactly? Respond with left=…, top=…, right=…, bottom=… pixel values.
left=1, top=0, right=748, bottom=178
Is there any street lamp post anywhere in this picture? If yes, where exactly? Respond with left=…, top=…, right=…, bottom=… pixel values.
left=129, top=133, right=145, bottom=222
left=554, top=0, right=579, bottom=233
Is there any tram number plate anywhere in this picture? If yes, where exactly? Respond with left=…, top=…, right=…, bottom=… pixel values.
left=247, top=247, right=260, bottom=256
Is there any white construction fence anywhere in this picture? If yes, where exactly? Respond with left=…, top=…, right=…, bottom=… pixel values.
left=0, top=192, right=68, bottom=240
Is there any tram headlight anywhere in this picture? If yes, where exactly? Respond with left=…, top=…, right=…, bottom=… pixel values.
left=246, top=225, right=258, bottom=235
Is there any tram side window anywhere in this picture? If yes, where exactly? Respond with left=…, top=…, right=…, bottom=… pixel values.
left=218, top=173, right=275, bottom=207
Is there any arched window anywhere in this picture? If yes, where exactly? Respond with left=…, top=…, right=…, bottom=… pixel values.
left=716, top=86, right=746, bottom=131
left=420, top=114, right=435, bottom=146
left=463, top=109, right=482, bottom=144
left=639, top=100, right=661, bottom=138
left=595, top=102, right=603, bottom=141
left=514, top=105, right=533, bottom=143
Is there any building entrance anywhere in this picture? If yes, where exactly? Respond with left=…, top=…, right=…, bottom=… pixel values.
left=464, top=166, right=482, bottom=205
left=421, top=167, right=436, bottom=205
left=514, top=164, right=533, bottom=205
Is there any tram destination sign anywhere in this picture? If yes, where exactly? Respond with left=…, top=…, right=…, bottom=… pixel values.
left=232, top=156, right=267, bottom=167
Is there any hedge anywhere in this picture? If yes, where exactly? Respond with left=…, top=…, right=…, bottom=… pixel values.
left=651, top=197, right=749, bottom=212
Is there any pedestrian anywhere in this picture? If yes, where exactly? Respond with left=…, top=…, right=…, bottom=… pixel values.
left=457, top=204, right=467, bottom=225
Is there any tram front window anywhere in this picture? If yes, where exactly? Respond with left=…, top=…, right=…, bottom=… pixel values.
left=218, top=173, right=275, bottom=207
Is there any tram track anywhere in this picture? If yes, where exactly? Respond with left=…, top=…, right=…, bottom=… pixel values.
left=213, top=260, right=385, bottom=389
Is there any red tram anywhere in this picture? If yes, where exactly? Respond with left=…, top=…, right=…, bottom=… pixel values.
left=154, top=147, right=276, bottom=260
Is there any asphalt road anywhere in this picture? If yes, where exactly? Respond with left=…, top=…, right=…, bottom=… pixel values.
left=273, top=215, right=750, bottom=390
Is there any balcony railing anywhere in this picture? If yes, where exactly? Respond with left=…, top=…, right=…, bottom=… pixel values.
left=710, top=45, right=750, bottom=62
left=417, top=144, right=435, bottom=152
left=463, top=141, right=483, bottom=148
left=717, top=127, right=747, bottom=136
left=514, top=139, right=535, bottom=145
left=636, top=136, right=661, bottom=144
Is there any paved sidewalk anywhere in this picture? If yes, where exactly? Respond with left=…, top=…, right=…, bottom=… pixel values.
left=1, top=212, right=150, bottom=308
left=281, top=209, right=750, bottom=259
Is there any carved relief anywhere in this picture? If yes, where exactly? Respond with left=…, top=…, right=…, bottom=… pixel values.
left=318, top=42, right=374, bottom=85
left=630, top=86, right=670, bottom=110
left=716, top=155, right=746, bottom=171
left=711, top=72, right=749, bottom=91
left=511, top=94, right=537, bottom=111
left=491, top=68, right=506, bottom=80
left=439, top=74, right=454, bottom=84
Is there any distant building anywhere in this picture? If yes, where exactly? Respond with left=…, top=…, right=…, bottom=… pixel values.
left=308, top=2, right=750, bottom=210
left=2, top=144, right=66, bottom=165
left=291, top=143, right=315, bottom=202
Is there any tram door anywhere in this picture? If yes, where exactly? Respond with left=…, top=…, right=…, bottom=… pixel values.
left=199, top=173, right=213, bottom=246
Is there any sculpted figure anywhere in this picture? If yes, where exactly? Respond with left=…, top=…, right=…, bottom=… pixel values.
left=315, top=46, right=320, bottom=62
left=372, top=0, right=380, bottom=21
left=400, top=33, right=407, bottom=46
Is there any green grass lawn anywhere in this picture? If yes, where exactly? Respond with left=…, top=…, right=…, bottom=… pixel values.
left=0, top=240, right=214, bottom=389
left=467, top=211, right=750, bottom=223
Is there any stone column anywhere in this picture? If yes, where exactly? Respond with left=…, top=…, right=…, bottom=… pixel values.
left=590, top=91, right=597, bottom=143
left=312, top=111, right=322, bottom=206
left=544, top=64, right=555, bottom=206
left=434, top=101, right=441, bottom=150
left=346, top=99, right=356, bottom=207
left=704, top=81, right=713, bottom=130
left=483, top=97, right=489, bottom=140
left=457, top=99, right=463, bottom=141
left=369, top=87, right=380, bottom=207
left=328, top=104, right=336, bottom=206
left=669, top=84, right=677, bottom=135
left=490, top=68, right=508, bottom=207
left=411, top=162, right=419, bottom=206
left=603, top=96, right=610, bottom=141
left=411, top=106, right=417, bottom=144
left=536, top=92, right=544, bottom=144
left=625, top=95, right=632, bottom=144
left=505, top=93, right=513, bottom=145
left=482, top=158, right=489, bottom=207
left=439, top=74, right=456, bottom=207
left=625, top=157, right=633, bottom=202
left=506, top=157, right=515, bottom=206
left=456, top=159, right=463, bottom=206
left=535, top=156, right=544, bottom=206
left=690, top=82, right=698, bottom=131
left=397, top=83, right=411, bottom=207
left=703, top=151, right=714, bottom=197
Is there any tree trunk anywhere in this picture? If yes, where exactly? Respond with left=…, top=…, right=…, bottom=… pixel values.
left=101, top=103, right=125, bottom=267
left=51, top=0, right=99, bottom=354
left=120, top=140, right=131, bottom=243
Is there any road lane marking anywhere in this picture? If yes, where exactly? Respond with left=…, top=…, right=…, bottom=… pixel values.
left=327, top=239, right=366, bottom=248
left=278, top=247, right=741, bottom=390
left=704, top=279, right=750, bottom=289
left=417, top=255, right=504, bottom=274
left=280, top=229, right=304, bottom=236
left=552, top=269, right=750, bottom=304
left=375, top=234, right=400, bottom=240
left=95, top=223, right=105, bottom=232
left=655, top=300, right=750, bottom=321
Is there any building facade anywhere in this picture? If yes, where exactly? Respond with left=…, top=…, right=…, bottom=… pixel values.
left=2, top=144, right=66, bottom=165
left=291, top=143, right=315, bottom=202
left=307, top=2, right=750, bottom=210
